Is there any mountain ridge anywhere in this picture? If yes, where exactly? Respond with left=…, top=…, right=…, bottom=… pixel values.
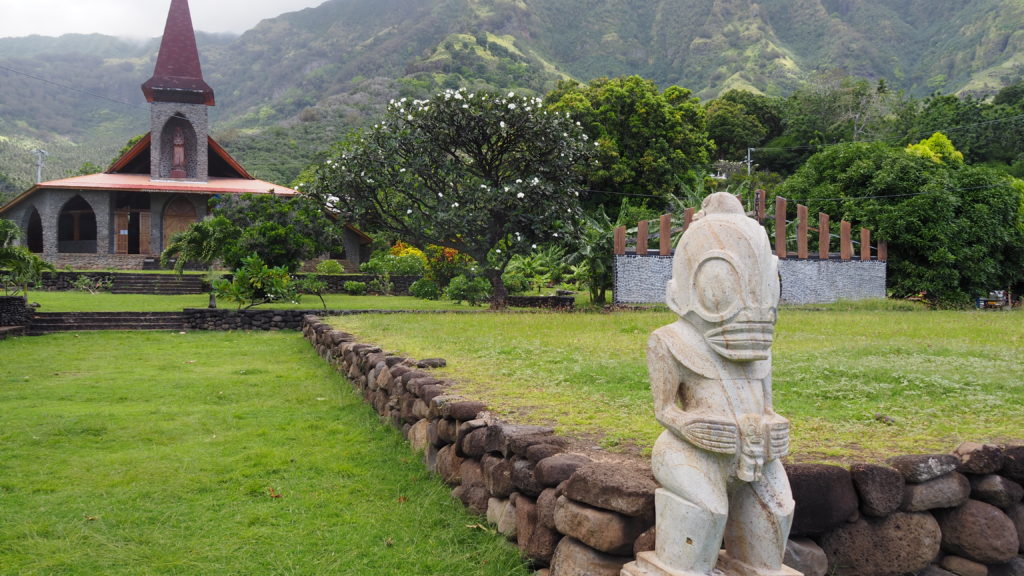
left=1, top=0, right=1021, bottom=193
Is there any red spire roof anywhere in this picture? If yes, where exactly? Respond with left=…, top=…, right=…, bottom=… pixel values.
left=141, top=0, right=215, bottom=106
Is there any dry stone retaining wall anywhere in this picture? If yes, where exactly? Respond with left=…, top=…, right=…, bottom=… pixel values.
left=302, top=314, right=1024, bottom=576
left=0, top=296, right=32, bottom=327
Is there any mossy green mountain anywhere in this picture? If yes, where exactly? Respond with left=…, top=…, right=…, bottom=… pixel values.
left=1, top=0, right=1021, bottom=194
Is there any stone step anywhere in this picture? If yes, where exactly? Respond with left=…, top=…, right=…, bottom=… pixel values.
left=29, top=312, right=188, bottom=334
left=0, top=326, right=26, bottom=340
left=109, top=273, right=205, bottom=295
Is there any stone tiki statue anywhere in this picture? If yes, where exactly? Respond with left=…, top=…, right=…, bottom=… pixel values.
left=622, top=193, right=799, bottom=576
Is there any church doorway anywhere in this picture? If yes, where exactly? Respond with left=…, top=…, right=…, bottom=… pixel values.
left=162, top=196, right=198, bottom=251
left=115, top=192, right=152, bottom=255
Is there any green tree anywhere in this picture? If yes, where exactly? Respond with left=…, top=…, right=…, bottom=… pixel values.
left=309, top=89, right=594, bottom=308
left=705, top=99, right=767, bottom=161
left=778, top=142, right=1024, bottom=306
left=209, top=193, right=344, bottom=272
left=546, top=76, right=713, bottom=215
left=906, top=132, right=964, bottom=165
left=718, top=90, right=785, bottom=142
left=161, top=215, right=239, bottom=307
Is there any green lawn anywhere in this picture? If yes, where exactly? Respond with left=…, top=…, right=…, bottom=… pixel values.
left=25, top=291, right=479, bottom=313
left=329, top=304, right=1024, bottom=464
left=0, top=332, right=530, bottom=575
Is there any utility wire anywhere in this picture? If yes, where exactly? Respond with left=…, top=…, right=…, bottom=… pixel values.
left=0, top=63, right=147, bottom=111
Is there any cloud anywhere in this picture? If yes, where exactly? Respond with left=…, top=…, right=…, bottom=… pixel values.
left=0, top=0, right=326, bottom=39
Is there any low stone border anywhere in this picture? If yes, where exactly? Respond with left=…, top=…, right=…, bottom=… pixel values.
left=506, top=295, right=575, bottom=310
left=303, top=314, right=1024, bottom=576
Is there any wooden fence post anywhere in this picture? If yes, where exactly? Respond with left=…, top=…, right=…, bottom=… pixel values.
left=636, top=220, right=649, bottom=256
left=818, top=213, right=830, bottom=260
left=614, top=226, right=626, bottom=255
left=660, top=214, right=672, bottom=256
left=775, top=196, right=787, bottom=259
left=860, top=228, right=871, bottom=261
left=840, top=221, right=852, bottom=260
left=878, top=241, right=888, bottom=262
left=756, top=189, right=766, bottom=224
left=684, top=207, right=695, bottom=230
left=797, top=204, right=809, bottom=259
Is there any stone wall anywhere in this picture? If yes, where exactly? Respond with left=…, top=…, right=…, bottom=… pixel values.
left=43, top=254, right=153, bottom=271
left=38, top=271, right=115, bottom=290
left=0, top=296, right=32, bottom=327
left=613, top=255, right=887, bottom=305
left=778, top=260, right=887, bottom=304
left=506, top=295, right=575, bottom=310
left=303, top=315, right=1024, bottom=576
left=613, top=255, right=673, bottom=304
left=184, top=308, right=341, bottom=331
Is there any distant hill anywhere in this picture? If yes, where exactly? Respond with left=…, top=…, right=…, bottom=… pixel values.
left=1, top=0, right=1022, bottom=197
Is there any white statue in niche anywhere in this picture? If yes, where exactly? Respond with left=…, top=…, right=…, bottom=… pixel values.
left=622, top=193, right=800, bottom=576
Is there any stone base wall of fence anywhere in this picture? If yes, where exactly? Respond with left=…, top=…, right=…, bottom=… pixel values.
left=0, top=296, right=32, bottom=327
left=303, top=314, right=1023, bottom=576
left=613, top=255, right=674, bottom=305
left=613, top=255, right=887, bottom=305
left=778, top=260, right=887, bottom=304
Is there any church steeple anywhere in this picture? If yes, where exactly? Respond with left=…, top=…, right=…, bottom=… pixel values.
left=144, top=0, right=214, bottom=182
left=141, top=0, right=215, bottom=106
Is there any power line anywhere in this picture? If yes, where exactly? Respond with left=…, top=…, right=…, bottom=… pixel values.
left=0, top=63, right=147, bottom=111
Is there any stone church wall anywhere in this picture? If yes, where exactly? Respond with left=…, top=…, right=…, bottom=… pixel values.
left=302, top=315, right=1024, bottom=576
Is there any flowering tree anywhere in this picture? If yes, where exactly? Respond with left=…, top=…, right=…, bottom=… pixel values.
left=308, top=88, right=595, bottom=308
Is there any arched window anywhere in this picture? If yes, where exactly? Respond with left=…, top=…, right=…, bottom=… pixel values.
left=27, top=208, right=43, bottom=253
left=57, top=195, right=97, bottom=253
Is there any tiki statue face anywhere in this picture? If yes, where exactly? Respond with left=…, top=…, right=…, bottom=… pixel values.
left=666, top=193, right=780, bottom=361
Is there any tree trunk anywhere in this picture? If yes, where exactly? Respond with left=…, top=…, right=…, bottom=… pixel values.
left=486, top=269, right=508, bottom=310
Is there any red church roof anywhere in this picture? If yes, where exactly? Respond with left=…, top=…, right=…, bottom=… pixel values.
left=141, top=0, right=215, bottom=106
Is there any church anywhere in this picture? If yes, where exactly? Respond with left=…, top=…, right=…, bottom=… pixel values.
left=0, top=0, right=369, bottom=270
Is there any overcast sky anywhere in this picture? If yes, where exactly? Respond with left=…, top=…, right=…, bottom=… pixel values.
left=0, top=0, right=327, bottom=39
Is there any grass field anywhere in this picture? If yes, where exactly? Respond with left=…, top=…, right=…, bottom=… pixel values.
left=329, top=304, right=1024, bottom=463
left=0, top=332, right=529, bottom=575
left=24, top=291, right=478, bottom=313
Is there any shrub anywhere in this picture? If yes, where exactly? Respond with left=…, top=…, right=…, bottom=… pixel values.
left=445, top=274, right=491, bottom=305
left=501, top=270, right=532, bottom=294
left=343, top=281, right=367, bottom=295
left=369, top=273, right=394, bottom=296
left=409, top=278, right=441, bottom=300
left=296, top=275, right=328, bottom=309
left=315, top=259, right=345, bottom=275
left=424, top=244, right=475, bottom=287
left=213, top=254, right=297, bottom=310
left=359, top=252, right=426, bottom=277
left=71, top=275, right=114, bottom=294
